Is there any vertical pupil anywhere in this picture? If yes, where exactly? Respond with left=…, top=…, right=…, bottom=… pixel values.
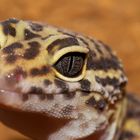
left=54, top=52, right=85, bottom=77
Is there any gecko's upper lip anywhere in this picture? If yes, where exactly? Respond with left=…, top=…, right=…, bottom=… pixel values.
left=0, top=76, right=23, bottom=109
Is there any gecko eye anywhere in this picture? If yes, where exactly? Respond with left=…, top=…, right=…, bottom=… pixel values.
left=54, top=52, right=86, bottom=77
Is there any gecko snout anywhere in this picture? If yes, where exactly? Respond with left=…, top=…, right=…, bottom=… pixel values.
left=5, top=67, right=27, bottom=86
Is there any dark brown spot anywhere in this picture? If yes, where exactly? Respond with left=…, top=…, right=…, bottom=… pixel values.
left=86, top=51, right=97, bottom=68
left=80, top=79, right=91, bottom=92
left=64, top=92, right=75, bottom=99
left=30, top=22, right=43, bottom=32
left=24, top=29, right=40, bottom=40
left=2, top=21, right=16, bottom=36
left=3, top=42, right=23, bottom=54
left=78, top=37, right=89, bottom=46
left=39, top=94, right=46, bottom=100
left=120, top=80, right=127, bottom=89
left=119, top=131, right=134, bottom=140
left=47, top=37, right=79, bottom=52
left=22, top=94, right=29, bottom=101
left=95, top=76, right=121, bottom=88
left=46, top=94, right=54, bottom=100
left=54, top=79, right=69, bottom=93
left=44, top=79, right=52, bottom=86
left=86, top=96, right=96, bottom=107
left=127, top=109, right=140, bottom=119
left=6, top=54, right=17, bottom=63
left=30, top=66, right=50, bottom=76
left=86, top=52, right=95, bottom=69
left=61, top=105, right=73, bottom=116
left=90, top=39, right=112, bottom=55
left=98, top=40, right=112, bottom=54
left=7, top=18, right=19, bottom=23
left=28, top=41, right=40, bottom=48
left=23, top=41, right=40, bottom=59
left=81, top=91, right=91, bottom=96
left=97, top=99, right=106, bottom=110
left=28, top=87, right=44, bottom=95
left=87, top=56, right=122, bottom=71
left=93, top=41, right=104, bottom=55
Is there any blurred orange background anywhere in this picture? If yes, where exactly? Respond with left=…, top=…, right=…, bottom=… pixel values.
left=0, top=0, right=140, bottom=140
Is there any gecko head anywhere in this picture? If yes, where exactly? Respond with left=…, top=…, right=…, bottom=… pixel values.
left=0, top=19, right=127, bottom=117
left=0, top=19, right=90, bottom=112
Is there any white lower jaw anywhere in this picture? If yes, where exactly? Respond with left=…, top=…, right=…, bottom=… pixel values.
left=0, top=89, right=23, bottom=108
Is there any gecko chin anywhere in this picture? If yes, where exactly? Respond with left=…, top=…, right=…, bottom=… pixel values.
left=0, top=76, right=44, bottom=112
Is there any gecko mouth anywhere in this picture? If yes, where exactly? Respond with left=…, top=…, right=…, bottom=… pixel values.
left=0, top=89, right=23, bottom=109
left=0, top=88, right=57, bottom=114
left=0, top=75, right=65, bottom=114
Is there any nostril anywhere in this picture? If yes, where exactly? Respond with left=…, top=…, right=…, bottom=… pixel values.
left=15, top=73, right=23, bottom=82
left=5, top=67, right=27, bottom=86
left=5, top=72, right=21, bottom=86
left=6, top=73, right=16, bottom=84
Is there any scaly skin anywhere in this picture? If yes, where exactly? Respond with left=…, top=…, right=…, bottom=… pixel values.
left=0, top=18, right=139, bottom=140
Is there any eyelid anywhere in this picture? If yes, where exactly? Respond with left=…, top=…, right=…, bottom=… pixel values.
left=50, top=46, right=89, bottom=65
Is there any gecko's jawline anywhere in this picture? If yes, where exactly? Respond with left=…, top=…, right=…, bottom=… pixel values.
left=0, top=89, right=23, bottom=108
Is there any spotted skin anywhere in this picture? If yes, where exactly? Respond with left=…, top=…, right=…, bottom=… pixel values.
left=0, top=18, right=139, bottom=140
left=118, top=94, right=140, bottom=140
